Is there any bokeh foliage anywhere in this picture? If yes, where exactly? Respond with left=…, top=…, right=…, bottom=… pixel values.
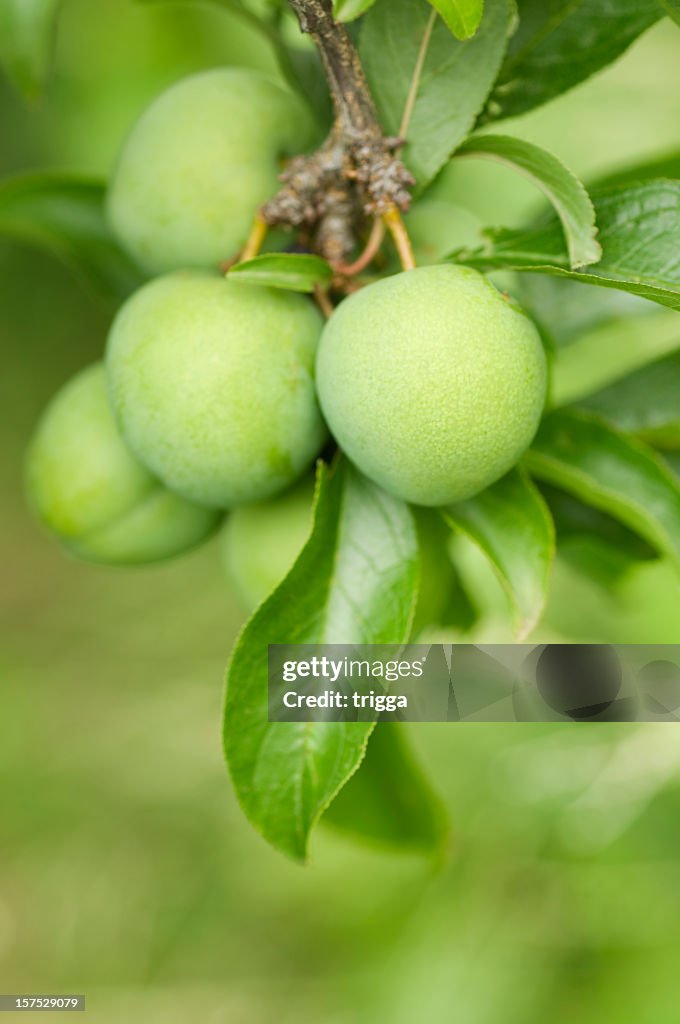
left=3, top=2, right=680, bottom=1020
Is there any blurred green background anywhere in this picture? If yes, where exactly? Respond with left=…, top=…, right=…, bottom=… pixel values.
left=2, top=3, right=680, bottom=1020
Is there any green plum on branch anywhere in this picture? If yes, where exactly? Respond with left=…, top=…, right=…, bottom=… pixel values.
left=106, top=272, right=326, bottom=508
left=26, top=364, right=221, bottom=565
left=107, top=68, right=315, bottom=275
left=316, top=265, right=547, bottom=506
left=220, top=476, right=315, bottom=611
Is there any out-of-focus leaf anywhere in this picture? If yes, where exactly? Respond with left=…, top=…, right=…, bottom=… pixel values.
left=333, top=0, right=377, bottom=20
left=427, top=0, right=484, bottom=40
left=323, top=723, right=448, bottom=852
left=583, top=351, right=680, bottom=450
left=223, top=458, right=419, bottom=860
left=525, top=410, right=680, bottom=570
left=456, top=134, right=600, bottom=269
left=482, top=0, right=661, bottom=123
left=229, top=253, right=332, bottom=292
left=442, top=469, right=555, bottom=640
left=551, top=309, right=680, bottom=406
left=282, top=46, right=332, bottom=125
left=659, top=1, right=680, bottom=27
left=541, top=482, right=656, bottom=564
left=451, top=181, right=680, bottom=310
left=0, top=175, right=144, bottom=302
left=0, top=0, right=61, bottom=99
left=595, top=150, right=680, bottom=190
left=413, top=508, right=477, bottom=635
left=360, top=0, right=512, bottom=190
left=517, top=275, right=658, bottom=349
left=138, top=0, right=272, bottom=31
left=556, top=533, right=654, bottom=589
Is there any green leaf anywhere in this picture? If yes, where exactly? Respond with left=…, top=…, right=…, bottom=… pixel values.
left=456, top=134, right=600, bottom=269
left=583, top=351, right=680, bottom=450
left=594, top=149, right=680, bottom=191
left=0, top=0, right=61, bottom=99
left=413, top=508, right=478, bottom=635
left=483, top=0, right=661, bottom=123
left=541, top=483, right=655, bottom=565
left=525, top=410, right=680, bottom=569
left=516, top=275, right=658, bottom=350
left=442, top=469, right=555, bottom=640
left=333, top=0, right=377, bottom=21
left=360, top=0, right=512, bottom=191
left=223, top=458, right=419, bottom=860
left=659, top=0, right=680, bottom=27
left=550, top=309, right=680, bottom=407
left=0, top=174, right=144, bottom=302
left=323, top=723, right=448, bottom=852
left=451, top=181, right=680, bottom=310
left=427, top=0, right=484, bottom=39
left=228, top=253, right=333, bottom=292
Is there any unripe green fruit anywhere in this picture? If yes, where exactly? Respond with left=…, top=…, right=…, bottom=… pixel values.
left=106, top=272, right=326, bottom=508
left=25, top=364, right=221, bottom=565
left=107, top=68, right=314, bottom=275
left=221, top=477, right=314, bottom=611
left=316, top=265, right=547, bottom=507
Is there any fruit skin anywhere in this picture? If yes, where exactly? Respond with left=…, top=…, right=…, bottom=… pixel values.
left=25, top=364, right=221, bottom=565
left=107, top=68, right=314, bottom=275
left=316, top=265, right=547, bottom=507
left=106, top=271, right=326, bottom=508
left=221, top=476, right=315, bottom=611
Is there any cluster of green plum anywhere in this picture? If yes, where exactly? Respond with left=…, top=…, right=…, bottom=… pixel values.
left=26, top=68, right=547, bottom=612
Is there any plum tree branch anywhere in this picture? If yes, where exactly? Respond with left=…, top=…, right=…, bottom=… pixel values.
left=261, top=0, right=415, bottom=263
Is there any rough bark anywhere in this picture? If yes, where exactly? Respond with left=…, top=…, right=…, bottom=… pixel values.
left=262, top=0, right=414, bottom=263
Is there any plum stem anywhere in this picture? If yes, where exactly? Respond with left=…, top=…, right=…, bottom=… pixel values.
left=332, top=217, right=385, bottom=276
left=261, top=0, right=415, bottom=263
left=383, top=207, right=416, bottom=272
left=313, top=284, right=335, bottom=318
left=239, top=213, right=269, bottom=263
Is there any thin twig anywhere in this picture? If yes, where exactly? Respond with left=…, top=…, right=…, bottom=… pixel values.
left=332, top=218, right=385, bottom=276
left=262, top=0, right=414, bottom=261
left=239, top=213, right=268, bottom=262
left=314, top=284, right=335, bottom=318
left=383, top=206, right=416, bottom=272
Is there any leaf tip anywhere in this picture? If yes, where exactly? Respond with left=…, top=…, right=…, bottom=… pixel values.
left=570, top=236, right=603, bottom=271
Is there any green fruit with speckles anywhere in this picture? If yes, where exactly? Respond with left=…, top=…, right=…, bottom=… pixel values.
left=107, top=68, right=314, bottom=275
left=106, top=272, right=326, bottom=508
left=25, top=364, right=221, bottom=565
left=316, top=265, right=547, bottom=507
left=221, top=476, right=315, bottom=611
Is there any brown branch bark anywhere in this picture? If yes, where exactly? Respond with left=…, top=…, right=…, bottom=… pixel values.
left=261, top=0, right=414, bottom=263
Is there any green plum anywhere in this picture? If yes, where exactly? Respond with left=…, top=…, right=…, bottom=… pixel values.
left=106, top=272, right=326, bottom=508
left=107, top=68, right=314, bottom=275
left=25, top=364, right=221, bottom=565
left=316, top=265, right=547, bottom=507
left=221, top=476, right=315, bottom=611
